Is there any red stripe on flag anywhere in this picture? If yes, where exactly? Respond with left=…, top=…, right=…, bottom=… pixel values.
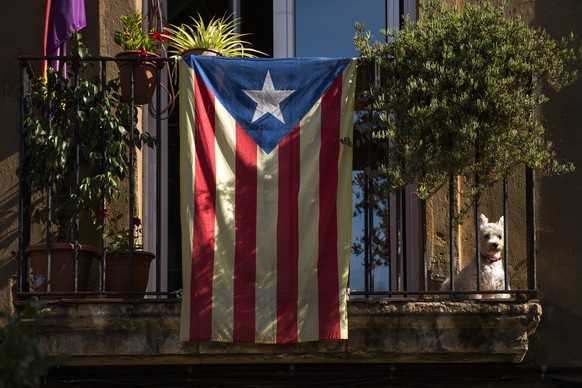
left=276, top=124, right=301, bottom=343
left=234, top=123, right=258, bottom=342
left=318, top=75, right=343, bottom=339
left=190, top=74, right=217, bottom=341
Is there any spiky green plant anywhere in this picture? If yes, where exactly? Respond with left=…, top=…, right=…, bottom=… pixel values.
left=163, top=14, right=265, bottom=57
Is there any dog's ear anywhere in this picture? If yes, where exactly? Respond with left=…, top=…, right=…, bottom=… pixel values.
left=497, top=216, right=504, bottom=227
left=480, top=214, right=488, bottom=225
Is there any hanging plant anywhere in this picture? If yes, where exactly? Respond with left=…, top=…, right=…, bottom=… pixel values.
left=114, top=12, right=168, bottom=104
left=162, top=13, right=265, bottom=57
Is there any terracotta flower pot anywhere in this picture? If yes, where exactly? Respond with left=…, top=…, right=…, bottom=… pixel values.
left=26, top=243, right=98, bottom=297
left=181, top=48, right=221, bottom=57
left=115, top=51, right=160, bottom=105
left=105, top=250, right=155, bottom=298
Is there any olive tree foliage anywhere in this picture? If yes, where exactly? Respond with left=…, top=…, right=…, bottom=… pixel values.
left=354, top=0, right=579, bottom=202
left=350, top=0, right=579, bottom=267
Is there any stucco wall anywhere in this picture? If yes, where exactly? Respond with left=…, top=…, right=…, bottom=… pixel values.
left=527, top=0, right=582, bottom=367
left=0, top=3, right=45, bottom=313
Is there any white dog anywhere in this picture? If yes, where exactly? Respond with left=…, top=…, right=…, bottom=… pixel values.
left=441, top=214, right=510, bottom=299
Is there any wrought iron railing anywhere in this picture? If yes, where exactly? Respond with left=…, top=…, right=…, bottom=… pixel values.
left=347, top=169, right=537, bottom=300
left=17, top=54, right=170, bottom=299
left=17, top=55, right=538, bottom=301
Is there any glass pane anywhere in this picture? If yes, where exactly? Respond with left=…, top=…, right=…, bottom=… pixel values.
left=295, top=0, right=387, bottom=294
left=295, top=0, right=385, bottom=57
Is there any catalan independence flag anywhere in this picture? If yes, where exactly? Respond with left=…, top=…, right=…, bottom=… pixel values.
left=179, top=56, right=357, bottom=343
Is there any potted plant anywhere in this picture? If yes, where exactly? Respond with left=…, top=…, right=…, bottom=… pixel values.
left=100, top=212, right=154, bottom=298
left=353, top=0, right=578, bottom=213
left=24, top=32, right=157, bottom=296
left=114, top=12, right=167, bottom=104
left=162, top=13, right=265, bottom=57
left=23, top=33, right=132, bottom=295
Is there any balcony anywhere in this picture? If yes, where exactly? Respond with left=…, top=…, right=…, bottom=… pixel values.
left=29, top=299, right=540, bottom=366
left=16, top=55, right=541, bottom=365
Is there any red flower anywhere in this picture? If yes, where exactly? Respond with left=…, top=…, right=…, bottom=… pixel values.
left=151, top=31, right=170, bottom=42
left=101, top=209, right=109, bottom=218
left=133, top=217, right=142, bottom=227
left=139, top=48, right=150, bottom=58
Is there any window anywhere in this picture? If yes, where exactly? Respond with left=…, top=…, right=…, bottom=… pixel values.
left=160, top=0, right=274, bottom=295
left=290, top=0, right=418, bottom=294
left=155, top=0, right=417, bottom=296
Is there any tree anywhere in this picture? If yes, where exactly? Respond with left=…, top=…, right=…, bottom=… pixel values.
left=351, top=0, right=580, bottom=267
left=354, top=0, right=578, bottom=203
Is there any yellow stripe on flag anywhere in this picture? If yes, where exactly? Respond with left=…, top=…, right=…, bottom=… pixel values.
left=211, top=100, right=237, bottom=342
left=297, top=100, right=322, bottom=342
left=255, top=146, right=279, bottom=343
left=179, top=60, right=196, bottom=342
left=337, top=59, right=358, bottom=338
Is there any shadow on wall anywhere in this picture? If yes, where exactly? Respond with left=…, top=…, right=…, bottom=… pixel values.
left=528, top=0, right=582, bottom=366
left=0, top=183, right=19, bottom=293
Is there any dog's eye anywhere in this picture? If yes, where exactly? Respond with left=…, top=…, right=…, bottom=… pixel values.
left=484, top=233, right=490, bottom=239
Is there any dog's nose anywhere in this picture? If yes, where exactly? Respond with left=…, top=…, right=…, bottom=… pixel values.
left=491, top=243, right=499, bottom=249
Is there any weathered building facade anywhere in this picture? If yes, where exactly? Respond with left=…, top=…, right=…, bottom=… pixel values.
left=2, top=0, right=582, bottom=385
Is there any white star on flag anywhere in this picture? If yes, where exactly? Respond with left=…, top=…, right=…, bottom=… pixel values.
left=243, top=71, right=295, bottom=124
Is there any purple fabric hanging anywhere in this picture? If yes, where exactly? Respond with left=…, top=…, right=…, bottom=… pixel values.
left=45, top=0, right=86, bottom=73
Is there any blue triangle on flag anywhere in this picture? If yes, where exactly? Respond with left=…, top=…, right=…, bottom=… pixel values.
left=183, top=56, right=351, bottom=154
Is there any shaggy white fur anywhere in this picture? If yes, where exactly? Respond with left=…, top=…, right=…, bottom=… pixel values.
left=441, top=214, right=510, bottom=299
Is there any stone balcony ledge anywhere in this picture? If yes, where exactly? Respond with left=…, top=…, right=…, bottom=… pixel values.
left=29, top=298, right=541, bottom=366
